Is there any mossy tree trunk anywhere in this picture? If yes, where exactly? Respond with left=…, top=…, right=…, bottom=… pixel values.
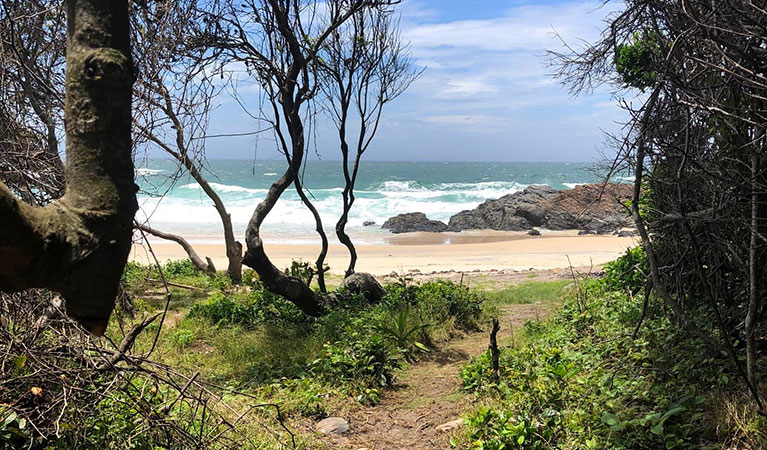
left=0, top=0, right=137, bottom=335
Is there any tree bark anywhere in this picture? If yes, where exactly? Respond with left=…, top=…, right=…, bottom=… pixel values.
left=0, top=0, right=137, bottom=335
left=242, top=168, right=326, bottom=316
left=294, top=176, right=329, bottom=292
left=136, top=223, right=216, bottom=274
left=489, top=318, right=500, bottom=382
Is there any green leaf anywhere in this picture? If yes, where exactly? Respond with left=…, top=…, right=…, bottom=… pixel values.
left=659, top=406, right=687, bottom=424
left=14, top=355, right=26, bottom=369
left=414, top=342, right=430, bottom=352
left=650, top=423, right=664, bottom=435
left=600, top=411, right=620, bottom=427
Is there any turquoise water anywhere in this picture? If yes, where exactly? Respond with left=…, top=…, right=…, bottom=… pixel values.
left=135, top=159, right=607, bottom=243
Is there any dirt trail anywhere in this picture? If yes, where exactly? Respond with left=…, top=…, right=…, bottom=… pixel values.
left=324, top=302, right=550, bottom=449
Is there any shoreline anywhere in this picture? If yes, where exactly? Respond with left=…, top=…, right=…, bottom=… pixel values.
left=131, top=230, right=637, bottom=276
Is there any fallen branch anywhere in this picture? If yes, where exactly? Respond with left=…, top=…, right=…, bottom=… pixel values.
left=146, top=278, right=199, bottom=291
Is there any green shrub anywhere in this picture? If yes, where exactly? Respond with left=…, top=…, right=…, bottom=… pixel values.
left=284, top=259, right=315, bottom=284
left=465, top=407, right=550, bottom=449
left=457, top=281, right=765, bottom=449
left=188, top=287, right=309, bottom=329
left=162, top=258, right=201, bottom=278
left=373, top=306, right=430, bottom=361
left=603, top=245, right=647, bottom=294
left=122, top=261, right=151, bottom=284
left=310, top=326, right=399, bottom=404
left=383, top=280, right=483, bottom=331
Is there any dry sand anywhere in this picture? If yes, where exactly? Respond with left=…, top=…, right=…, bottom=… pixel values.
left=131, top=230, right=637, bottom=276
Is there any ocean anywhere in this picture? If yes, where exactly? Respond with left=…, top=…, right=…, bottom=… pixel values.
left=135, top=159, right=606, bottom=244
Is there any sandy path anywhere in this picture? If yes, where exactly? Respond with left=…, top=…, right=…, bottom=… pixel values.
left=131, top=231, right=636, bottom=276
left=323, top=302, right=550, bottom=449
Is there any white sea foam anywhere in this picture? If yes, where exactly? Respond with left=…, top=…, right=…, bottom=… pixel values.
left=563, top=183, right=581, bottom=189
left=179, top=182, right=268, bottom=195
left=135, top=168, right=164, bottom=176
left=264, top=172, right=278, bottom=176
left=138, top=177, right=557, bottom=244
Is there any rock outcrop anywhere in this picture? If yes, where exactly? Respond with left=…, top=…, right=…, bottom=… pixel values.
left=539, top=183, right=633, bottom=233
left=448, top=185, right=558, bottom=231
left=381, top=212, right=451, bottom=233
left=447, top=183, right=633, bottom=234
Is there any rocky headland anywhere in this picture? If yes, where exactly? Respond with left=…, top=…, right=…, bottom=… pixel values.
left=381, top=183, right=635, bottom=235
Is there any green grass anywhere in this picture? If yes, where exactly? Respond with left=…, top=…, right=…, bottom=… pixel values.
left=485, top=280, right=572, bottom=306
left=107, top=261, right=489, bottom=447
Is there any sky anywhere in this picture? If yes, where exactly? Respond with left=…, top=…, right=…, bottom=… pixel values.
left=200, top=0, right=628, bottom=162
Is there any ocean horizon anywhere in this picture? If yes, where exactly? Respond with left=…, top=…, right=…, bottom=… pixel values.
left=135, top=159, right=625, bottom=245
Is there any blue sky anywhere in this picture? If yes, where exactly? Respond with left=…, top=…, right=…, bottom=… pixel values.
left=201, top=0, right=627, bottom=162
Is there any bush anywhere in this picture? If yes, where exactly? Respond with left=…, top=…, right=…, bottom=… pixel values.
left=456, top=281, right=767, bottom=449
left=603, top=246, right=647, bottom=294
left=310, top=326, right=399, bottom=404
left=383, top=280, right=483, bottom=331
left=188, top=287, right=309, bottom=329
left=162, top=258, right=201, bottom=278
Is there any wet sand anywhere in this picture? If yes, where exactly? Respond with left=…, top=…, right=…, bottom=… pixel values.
left=131, top=230, right=637, bottom=275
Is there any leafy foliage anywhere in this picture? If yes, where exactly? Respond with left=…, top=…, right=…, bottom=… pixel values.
left=614, top=31, right=661, bottom=90
left=372, top=305, right=430, bottom=361
left=457, top=278, right=767, bottom=449
left=603, top=246, right=648, bottom=294
left=184, top=278, right=484, bottom=408
left=188, top=286, right=309, bottom=329
left=161, top=258, right=201, bottom=278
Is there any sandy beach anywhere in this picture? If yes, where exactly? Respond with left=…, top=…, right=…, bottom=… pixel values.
left=131, top=230, right=637, bottom=276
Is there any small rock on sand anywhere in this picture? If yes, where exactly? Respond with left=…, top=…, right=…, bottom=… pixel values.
left=316, top=417, right=349, bottom=435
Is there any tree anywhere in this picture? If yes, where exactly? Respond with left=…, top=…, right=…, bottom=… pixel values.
left=198, top=0, right=399, bottom=315
left=0, top=0, right=66, bottom=204
left=0, top=0, right=136, bottom=335
left=319, top=7, right=418, bottom=277
left=553, top=0, right=767, bottom=411
left=132, top=0, right=243, bottom=281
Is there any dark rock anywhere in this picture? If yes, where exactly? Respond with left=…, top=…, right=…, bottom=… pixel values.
left=448, top=185, right=558, bottom=231
left=362, top=220, right=376, bottom=227
left=617, top=230, right=638, bottom=237
left=527, top=229, right=541, bottom=236
left=316, top=417, right=349, bottom=435
left=578, top=230, right=597, bottom=235
left=338, top=272, right=385, bottom=303
left=381, top=212, right=451, bottom=233
left=541, top=184, right=633, bottom=232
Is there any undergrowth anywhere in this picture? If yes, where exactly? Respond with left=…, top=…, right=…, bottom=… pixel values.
left=117, top=262, right=486, bottom=427
left=455, top=248, right=767, bottom=449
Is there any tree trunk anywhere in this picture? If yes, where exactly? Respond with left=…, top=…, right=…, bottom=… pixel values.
left=745, top=150, right=760, bottom=397
left=630, top=89, right=724, bottom=355
left=173, top=154, right=242, bottom=282
left=294, top=176, right=329, bottom=292
left=136, top=223, right=216, bottom=274
left=242, top=173, right=326, bottom=315
left=489, top=318, right=500, bottom=382
left=139, top=81, right=243, bottom=283
left=0, top=0, right=137, bottom=335
left=242, top=115, right=325, bottom=316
